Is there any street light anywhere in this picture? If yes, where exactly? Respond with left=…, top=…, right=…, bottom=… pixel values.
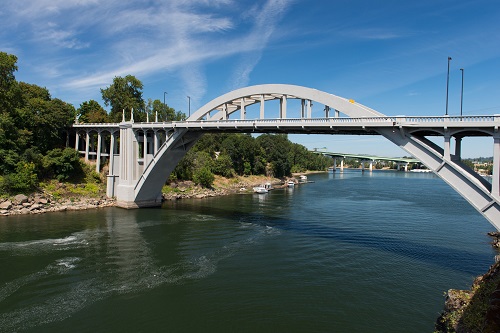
left=445, top=56, right=452, bottom=116
left=163, top=92, right=168, bottom=121
left=187, top=96, right=191, bottom=117
left=460, top=68, right=464, bottom=117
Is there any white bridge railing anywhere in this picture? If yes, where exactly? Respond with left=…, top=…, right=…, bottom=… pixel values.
left=73, top=115, right=500, bottom=129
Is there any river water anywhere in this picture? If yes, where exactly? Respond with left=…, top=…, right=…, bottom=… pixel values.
left=0, top=170, right=497, bottom=332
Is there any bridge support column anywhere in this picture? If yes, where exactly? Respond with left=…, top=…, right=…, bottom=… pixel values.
left=493, top=134, right=500, bottom=198
left=154, top=130, right=160, bottom=154
left=240, top=98, right=246, bottom=120
left=116, top=122, right=137, bottom=207
left=280, top=96, right=287, bottom=119
left=85, top=131, right=90, bottom=162
left=369, top=160, right=373, bottom=172
left=307, top=100, right=312, bottom=118
left=340, top=159, right=344, bottom=172
left=444, top=132, right=451, bottom=160
left=361, top=161, right=365, bottom=172
left=455, top=137, right=462, bottom=160
left=96, top=131, right=102, bottom=173
left=325, top=106, right=330, bottom=118
left=260, top=95, right=265, bottom=119
left=143, top=130, right=148, bottom=166
left=75, top=132, right=79, bottom=152
left=107, top=131, right=118, bottom=198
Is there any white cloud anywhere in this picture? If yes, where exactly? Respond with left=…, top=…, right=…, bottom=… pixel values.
left=227, top=0, right=294, bottom=89
left=1, top=0, right=297, bottom=106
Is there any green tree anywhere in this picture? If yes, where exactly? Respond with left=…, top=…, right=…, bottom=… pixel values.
left=42, top=148, right=84, bottom=181
left=145, top=98, right=185, bottom=122
left=256, top=134, right=291, bottom=178
left=213, top=153, right=234, bottom=177
left=221, top=134, right=256, bottom=175
left=0, top=52, right=19, bottom=111
left=193, top=167, right=214, bottom=188
left=101, top=75, right=145, bottom=122
left=1, top=162, right=38, bottom=194
left=77, top=100, right=109, bottom=123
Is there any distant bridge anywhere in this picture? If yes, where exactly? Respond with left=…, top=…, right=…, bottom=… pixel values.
left=315, top=151, right=420, bottom=172
left=73, top=84, right=500, bottom=230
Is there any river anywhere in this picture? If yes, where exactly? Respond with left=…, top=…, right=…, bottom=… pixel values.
left=0, top=170, right=496, bottom=332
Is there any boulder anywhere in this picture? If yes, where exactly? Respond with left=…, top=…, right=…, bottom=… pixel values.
left=13, top=194, right=28, bottom=204
left=29, top=204, right=42, bottom=211
left=20, top=208, right=30, bottom=215
left=0, top=200, right=12, bottom=210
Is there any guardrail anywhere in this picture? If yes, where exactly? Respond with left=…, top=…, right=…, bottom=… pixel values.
left=73, top=115, right=500, bottom=128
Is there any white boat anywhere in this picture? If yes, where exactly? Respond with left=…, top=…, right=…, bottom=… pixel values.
left=299, top=175, right=307, bottom=182
left=287, top=181, right=295, bottom=187
left=253, top=186, right=268, bottom=194
left=411, top=169, right=431, bottom=172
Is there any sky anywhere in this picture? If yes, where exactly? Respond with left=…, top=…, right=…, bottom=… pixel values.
left=1, top=0, right=500, bottom=158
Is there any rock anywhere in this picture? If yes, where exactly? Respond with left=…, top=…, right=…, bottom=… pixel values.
left=39, top=198, right=48, bottom=204
left=0, top=200, right=12, bottom=210
left=13, top=194, right=28, bottom=204
left=29, top=204, right=42, bottom=211
left=20, top=208, right=30, bottom=214
left=22, top=202, right=32, bottom=207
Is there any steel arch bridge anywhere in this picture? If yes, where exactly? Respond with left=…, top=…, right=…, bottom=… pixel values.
left=73, top=84, right=500, bottom=230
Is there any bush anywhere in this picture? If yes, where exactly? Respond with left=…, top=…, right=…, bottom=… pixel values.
left=0, top=162, right=38, bottom=194
left=42, top=148, right=83, bottom=181
left=213, top=153, right=234, bottom=177
left=193, top=167, right=214, bottom=188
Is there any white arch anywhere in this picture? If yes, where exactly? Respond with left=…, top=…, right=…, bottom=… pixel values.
left=189, top=84, right=384, bottom=121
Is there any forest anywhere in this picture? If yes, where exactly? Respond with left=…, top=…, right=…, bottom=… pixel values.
left=0, top=51, right=331, bottom=194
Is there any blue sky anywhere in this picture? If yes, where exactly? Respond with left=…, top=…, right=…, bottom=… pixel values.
left=1, top=0, right=500, bottom=158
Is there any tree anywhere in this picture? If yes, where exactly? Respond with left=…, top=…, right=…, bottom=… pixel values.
left=145, top=98, right=185, bottom=122
left=213, top=153, right=234, bottom=177
left=77, top=100, right=109, bottom=123
left=0, top=52, right=19, bottom=111
left=42, top=148, right=84, bottom=181
left=101, top=75, right=145, bottom=122
left=193, top=167, right=214, bottom=188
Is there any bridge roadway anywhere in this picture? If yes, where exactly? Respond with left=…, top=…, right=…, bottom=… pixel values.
left=72, top=84, right=500, bottom=230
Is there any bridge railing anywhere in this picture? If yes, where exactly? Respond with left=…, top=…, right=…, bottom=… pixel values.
left=72, top=115, right=500, bottom=128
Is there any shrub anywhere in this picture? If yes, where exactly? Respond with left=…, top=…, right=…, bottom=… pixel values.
left=42, top=148, right=84, bottom=181
left=193, top=167, right=214, bottom=188
left=1, top=162, right=38, bottom=194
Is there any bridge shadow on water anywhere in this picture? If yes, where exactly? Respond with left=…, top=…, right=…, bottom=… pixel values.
left=165, top=201, right=494, bottom=276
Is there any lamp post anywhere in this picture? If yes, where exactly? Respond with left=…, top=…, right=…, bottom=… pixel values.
left=460, top=68, right=464, bottom=117
left=445, top=56, right=452, bottom=116
left=163, top=92, right=168, bottom=121
left=187, top=96, right=191, bottom=117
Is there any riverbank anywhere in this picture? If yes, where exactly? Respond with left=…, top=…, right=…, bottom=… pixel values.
left=0, top=174, right=288, bottom=216
left=162, top=175, right=282, bottom=200
left=0, top=193, right=115, bottom=216
left=435, top=234, right=500, bottom=332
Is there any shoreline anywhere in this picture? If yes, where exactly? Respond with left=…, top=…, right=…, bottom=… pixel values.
left=0, top=193, right=115, bottom=216
left=0, top=174, right=294, bottom=216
